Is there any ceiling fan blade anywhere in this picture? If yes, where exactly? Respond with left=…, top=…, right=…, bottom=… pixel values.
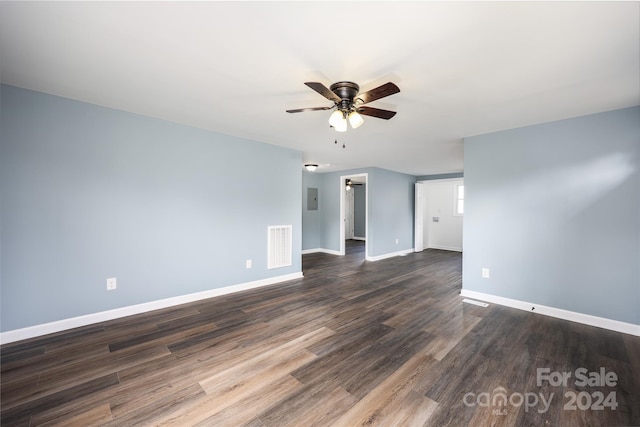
left=356, top=82, right=400, bottom=105
left=357, top=106, right=397, bottom=120
left=304, top=82, right=342, bottom=103
left=286, top=106, right=332, bottom=113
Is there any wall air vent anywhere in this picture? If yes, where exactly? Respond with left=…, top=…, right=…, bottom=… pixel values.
left=268, top=225, right=292, bottom=269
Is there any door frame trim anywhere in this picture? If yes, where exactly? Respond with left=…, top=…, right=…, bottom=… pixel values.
left=340, top=173, right=368, bottom=257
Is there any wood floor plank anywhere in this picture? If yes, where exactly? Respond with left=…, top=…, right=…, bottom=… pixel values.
left=2, top=343, right=111, bottom=387
left=2, top=345, right=169, bottom=415
left=107, top=369, right=188, bottom=419
left=200, top=349, right=316, bottom=408
left=342, top=330, right=435, bottom=399
left=331, top=348, right=439, bottom=427
left=196, top=326, right=332, bottom=382
left=166, top=321, right=268, bottom=358
left=282, top=386, right=358, bottom=427
left=157, top=375, right=303, bottom=426
left=384, top=390, right=439, bottom=427
left=1, top=326, right=105, bottom=359
left=255, top=378, right=348, bottom=426
left=0, top=344, right=46, bottom=366
left=423, top=343, right=502, bottom=408
left=107, top=317, right=218, bottom=352
left=36, top=403, right=113, bottom=427
left=36, top=345, right=170, bottom=396
left=0, top=374, right=119, bottom=426
left=425, top=317, right=483, bottom=361
left=306, top=322, right=394, bottom=357
left=107, top=383, right=206, bottom=426
left=0, top=373, right=40, bottom=409
left=42, top=322, right=159, bottom=355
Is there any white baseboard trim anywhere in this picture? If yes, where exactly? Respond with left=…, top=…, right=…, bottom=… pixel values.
left=352, top=237, right=366, bottom=241
left=460, top=289, right=640, bottom=337
left=425, top=244, right=462, bottom=252
left=301, top=248, right=342, bottom=256
left=0, top=272, right=303, bottom=345
left=303, top=246, right=414, bottom=262
left=366, top=248, right=414, bottom=262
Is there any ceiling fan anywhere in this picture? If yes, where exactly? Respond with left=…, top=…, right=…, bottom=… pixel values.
left=345, top=179, right=363, bottom=190
left=287, top=81, right=400, bottom=132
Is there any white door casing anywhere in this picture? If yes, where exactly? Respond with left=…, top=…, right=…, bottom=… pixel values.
left=340, top=173, right=368, bottom=257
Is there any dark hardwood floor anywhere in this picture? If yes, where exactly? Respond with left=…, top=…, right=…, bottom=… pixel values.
left=2, top=240, right=639, bottom=426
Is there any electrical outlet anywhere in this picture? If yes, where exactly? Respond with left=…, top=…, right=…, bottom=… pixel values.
left=395, top=238, right=399, bottom=245
left=482, top=268, right=490, bottom=279
left=106, top=277, right=117, bottom=290
left=246, top=259, right=252, bottom=269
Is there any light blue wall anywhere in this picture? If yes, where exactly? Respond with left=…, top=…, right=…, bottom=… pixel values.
left=1, top=85, right=302, bottom=331
left=354, top=184, right=366, bottom=238
left=369, top=168, right=416, bottom=256
left=302, top=171, right=322, bottom=250
left=316, top=167, right=416, bottom=257
left=463, top=106, right=640, bottom=325
left=416, top=172, right=464, bottom=181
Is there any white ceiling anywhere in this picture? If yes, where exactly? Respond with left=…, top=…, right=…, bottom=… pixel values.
left=1, top=2, right=638, bottom=176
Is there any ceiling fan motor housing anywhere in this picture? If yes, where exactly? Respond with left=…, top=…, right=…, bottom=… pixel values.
left=330, top=81, right=360, bottom=111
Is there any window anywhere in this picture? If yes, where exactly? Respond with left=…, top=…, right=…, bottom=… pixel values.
left=455, top=185, right=464, bottom=215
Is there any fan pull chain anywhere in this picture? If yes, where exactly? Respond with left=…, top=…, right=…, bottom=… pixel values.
left=333, top=138, right=346, bottom=149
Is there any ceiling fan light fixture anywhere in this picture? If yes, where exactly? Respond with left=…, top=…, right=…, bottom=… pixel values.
left=348, top=111, right=364, bottom=129
left=334, top=114, right=348, bottom=132
left=346, top=179, right=354, bottom=190
left=304, top=164, right=318, bottom=172
left=328, top=110, right=344, bottom=128
left=288, top=80, right=400, bottom=131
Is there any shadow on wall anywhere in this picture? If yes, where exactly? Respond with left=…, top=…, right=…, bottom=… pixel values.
left=477, top=152, right=636, bottom=225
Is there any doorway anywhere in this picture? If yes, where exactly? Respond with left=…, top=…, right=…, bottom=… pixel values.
left=340, top=173, right=368, bottom=258
left=414, top=178, right=464, bottom=252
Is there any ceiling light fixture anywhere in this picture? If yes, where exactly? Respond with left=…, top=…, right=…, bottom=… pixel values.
left=334, top=118, right=347, bottom=132
left=304, top=164, right=318, bottom=172
left=288, top=81, right=399, bottom=133
left=346, top=179, right=355, bottom=190
left=328, top=110, right=343, bottom=128
left=348, top=111, right=364, bottom=129
left=329, top=110, right=348, bottom=132
left=329, top=108, right=364, bottom=132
